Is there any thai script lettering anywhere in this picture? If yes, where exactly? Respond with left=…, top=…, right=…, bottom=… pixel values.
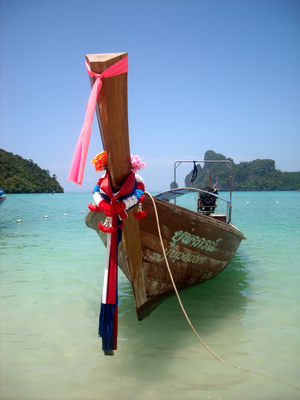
left=156, top=230, right=223, bottom=265
left=157, top=248, right=207, bottom=264
left=169, top=231, right=222, bottom=252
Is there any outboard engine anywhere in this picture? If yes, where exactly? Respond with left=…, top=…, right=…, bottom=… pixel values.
left=198, top=186, right=218, bottom=215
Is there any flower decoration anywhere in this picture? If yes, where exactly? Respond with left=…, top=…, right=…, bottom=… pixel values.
left=92, top=152, right=145, bottom=174
left=131, top=155, right=146, bottom=173
left=92, top=151, right=108, bottom=172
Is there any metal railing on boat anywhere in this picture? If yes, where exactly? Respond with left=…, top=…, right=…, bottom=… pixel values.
left=155, top=187, right=232, bottom=224
left=158, top=159, right=233, bottom=224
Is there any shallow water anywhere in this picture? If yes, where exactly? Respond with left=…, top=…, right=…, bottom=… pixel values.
left=0, top=192, right=299, bottom=400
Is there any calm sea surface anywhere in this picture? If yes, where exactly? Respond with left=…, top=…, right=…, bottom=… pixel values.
left=0, top=192, right=299, bottom=400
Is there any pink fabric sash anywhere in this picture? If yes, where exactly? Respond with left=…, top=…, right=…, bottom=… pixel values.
left=68, top=56, right=128, bottom=185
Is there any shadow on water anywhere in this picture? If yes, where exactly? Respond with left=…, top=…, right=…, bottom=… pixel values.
left=112, top=250, right=252, bottom=389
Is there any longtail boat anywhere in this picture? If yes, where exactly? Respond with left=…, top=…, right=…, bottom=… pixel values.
left=0, top=188, right=6, bottom=206
left=69, top=52, right=246, bottom=353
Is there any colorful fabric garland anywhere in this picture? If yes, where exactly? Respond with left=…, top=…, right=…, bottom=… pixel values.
left=88, top=170, right=146, bottom=352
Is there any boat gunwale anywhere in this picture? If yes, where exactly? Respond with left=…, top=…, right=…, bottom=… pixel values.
left=144, top=194, right=246, bottom=241
left=155, top=186, right=232, bottom=223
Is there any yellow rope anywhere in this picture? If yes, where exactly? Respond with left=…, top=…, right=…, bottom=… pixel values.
left=145, top=191, right=300, bottom=392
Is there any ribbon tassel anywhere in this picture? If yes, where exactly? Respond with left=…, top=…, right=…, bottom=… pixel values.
left=98, top=214, right=119, bottom=354
left=89, top=171, right=146, bottom=354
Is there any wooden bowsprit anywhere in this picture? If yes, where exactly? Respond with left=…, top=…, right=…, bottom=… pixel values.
left=85, top=53, right=147, bottom=354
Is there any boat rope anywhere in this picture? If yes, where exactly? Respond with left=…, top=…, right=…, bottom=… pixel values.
left=5, top=194, right=68, bottom=213
left=146, top=191, right=300, bottom=392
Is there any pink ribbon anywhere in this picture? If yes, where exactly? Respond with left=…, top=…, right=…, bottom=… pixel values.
left=68, top=56, right=128, bottom=185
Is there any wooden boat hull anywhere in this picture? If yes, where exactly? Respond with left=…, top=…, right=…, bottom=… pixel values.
left=82, top=52, right=246, bottom=323
left=86, top=193, right=245, bottom=320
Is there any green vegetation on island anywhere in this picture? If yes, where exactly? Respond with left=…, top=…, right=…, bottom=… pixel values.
left=184, top=150, right=300, bottom=191
left=0, top=149, right=64, bottom=193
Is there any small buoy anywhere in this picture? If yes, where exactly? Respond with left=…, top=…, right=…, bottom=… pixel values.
left=82, top=210, right=85, bottom=213
left=276, top=201, right=279, bottom=204
left=246, top=201, right=249, bottom=204
left=64, top=213, right=67, bottom=216
left=17, top=219, right=22, bottom=223
left=44, top=215, right=48, bottom=219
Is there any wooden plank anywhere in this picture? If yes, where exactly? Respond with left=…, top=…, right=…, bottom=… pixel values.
left=140, top=201, right=241, bottom=262
left=143, top=194, right=246, bottom=240
left=122, top=209, right=146, bottom=309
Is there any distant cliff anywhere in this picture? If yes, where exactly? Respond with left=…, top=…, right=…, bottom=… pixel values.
left=0, top=149, right=64, bottom=193
left=184, top=150, right=300, bottom=191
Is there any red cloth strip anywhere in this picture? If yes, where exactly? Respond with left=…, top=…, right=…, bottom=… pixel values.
left=106, top=214, right=118, bottom=304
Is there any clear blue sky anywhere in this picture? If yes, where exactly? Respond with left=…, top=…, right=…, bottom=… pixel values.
left=1, top=0, right=299, bottom=192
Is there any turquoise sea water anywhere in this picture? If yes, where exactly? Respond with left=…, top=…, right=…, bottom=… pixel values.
left=0, top=192, right=299, bottom=400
